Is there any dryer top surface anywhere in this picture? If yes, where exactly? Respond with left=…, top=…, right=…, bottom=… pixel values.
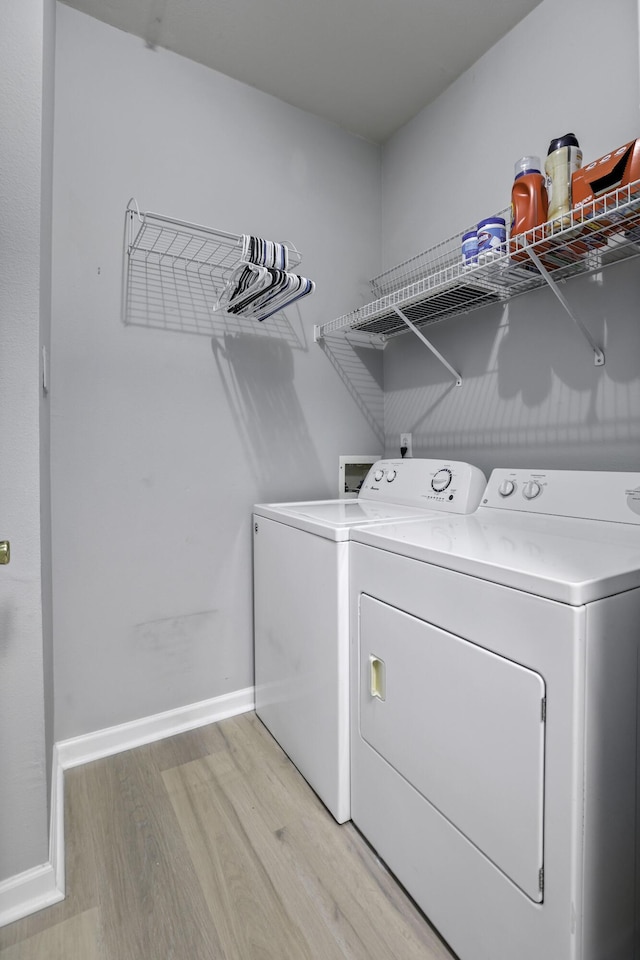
left=352, top=469, right=640, bottom=603
left=352, top=510, right=640, bottom=604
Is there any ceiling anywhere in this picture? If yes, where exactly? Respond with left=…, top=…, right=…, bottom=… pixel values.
left=60, top=0, right=543, bottom=143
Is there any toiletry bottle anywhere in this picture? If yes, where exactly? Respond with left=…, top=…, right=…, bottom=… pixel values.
left=545, top=133, right=582, bottom=224
left=511, top=156, right=548, bottom=238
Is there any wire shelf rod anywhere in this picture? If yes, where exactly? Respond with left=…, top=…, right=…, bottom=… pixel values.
left=525, top=248, right=605, bottom=366
left=126, top=198, right=240, bottom=243
left=391, top=306, right=462, bottom=386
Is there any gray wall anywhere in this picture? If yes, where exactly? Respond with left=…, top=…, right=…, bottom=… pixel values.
left=51, top=6, right=383, bottom=741
left=0, top=0, right=53, bottom=882
left=381, top=0, right=640, bottom=473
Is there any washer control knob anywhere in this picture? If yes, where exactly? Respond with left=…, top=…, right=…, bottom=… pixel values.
left=374, top=469, right=384, bottom=482
left=386, top=468, right=397, bottom=482
left=431, top=469, right=452, bottom=493
left=523, top=480, right=542, bottom=500
left=498, top=479, right=516, bottom=498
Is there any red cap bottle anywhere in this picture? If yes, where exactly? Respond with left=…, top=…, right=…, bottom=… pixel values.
left=511, top=156, right=549, bottom=238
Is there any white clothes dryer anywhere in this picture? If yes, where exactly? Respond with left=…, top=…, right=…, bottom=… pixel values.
left=349, top=468, right=640, bottom=960
left=253, top=458, right=486, bottom=823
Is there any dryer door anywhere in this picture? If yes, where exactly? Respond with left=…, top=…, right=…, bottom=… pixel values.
left=359, top=595, right=546, bottom=902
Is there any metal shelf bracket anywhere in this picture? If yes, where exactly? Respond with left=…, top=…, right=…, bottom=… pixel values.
left=391, top=306, right=462, bottom=385
left=526, top=248, right=605, bottom=366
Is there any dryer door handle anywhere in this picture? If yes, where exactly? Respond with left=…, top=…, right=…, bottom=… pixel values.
left=369, top=656, right=386, bottom=701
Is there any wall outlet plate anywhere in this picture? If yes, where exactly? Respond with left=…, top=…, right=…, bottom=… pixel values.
left=400, top=433, right=413, bottom=458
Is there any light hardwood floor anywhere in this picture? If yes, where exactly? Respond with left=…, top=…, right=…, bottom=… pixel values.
left=0, top=712, right=457, bottom=959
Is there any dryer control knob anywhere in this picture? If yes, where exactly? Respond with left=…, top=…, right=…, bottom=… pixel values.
left=523, top=480, right=542, bottom=500
left=386, top=469, right=397, bottom=482
left=498, top=479, right=516, bottom=498
left=374, top=469, right=384, bottom=482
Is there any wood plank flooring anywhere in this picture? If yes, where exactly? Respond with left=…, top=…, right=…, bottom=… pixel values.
left=0, top=713, right=457, bottom=959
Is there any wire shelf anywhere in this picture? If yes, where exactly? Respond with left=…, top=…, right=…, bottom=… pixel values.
left=317, top=181, right=640, bottom=341
left=122, top=200, right=304, bottom=330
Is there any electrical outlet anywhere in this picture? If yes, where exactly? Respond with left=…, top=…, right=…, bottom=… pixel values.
left=400, top=432, right=413, bottom=458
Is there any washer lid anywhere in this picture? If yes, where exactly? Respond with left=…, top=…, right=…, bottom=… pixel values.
left=253, top=498, right=444, bottom=540
left=351, top=511, right=640, bottom=604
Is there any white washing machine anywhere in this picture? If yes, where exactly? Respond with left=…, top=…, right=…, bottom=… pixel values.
left=349, top=468, right=640, bottom=960
left=253, top=458, right=486, bottom=823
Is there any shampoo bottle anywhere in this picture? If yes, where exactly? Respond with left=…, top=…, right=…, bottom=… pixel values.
left=545, top=133, right=582, bottom=224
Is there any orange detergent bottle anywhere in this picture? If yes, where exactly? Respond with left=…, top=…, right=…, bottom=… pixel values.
left=511, top=156, right=549, bottom=238
left=510, top=156, right=549, bottom=263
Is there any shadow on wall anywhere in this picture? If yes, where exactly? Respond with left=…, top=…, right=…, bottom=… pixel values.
left=210, top=332, right=324, bottom=486
left=126, top=293, right=309, bottom=353
left=317, top=335, right=385, bottom=448
left=383, top=261, right=640, bottom=471
left=123, top=245, right=331, bottom=487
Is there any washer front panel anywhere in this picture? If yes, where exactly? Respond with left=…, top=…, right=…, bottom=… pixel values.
left=254, top=516, right=350, bottom=822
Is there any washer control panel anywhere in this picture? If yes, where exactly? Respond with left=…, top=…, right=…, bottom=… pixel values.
left=360, top=459, right=486, bottom=514
left=482, top=468, right=640, bottom=524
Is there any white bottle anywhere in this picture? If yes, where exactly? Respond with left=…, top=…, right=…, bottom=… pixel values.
left=545, top=132, right=582, bottom=224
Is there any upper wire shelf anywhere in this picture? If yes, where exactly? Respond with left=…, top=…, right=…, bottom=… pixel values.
left=122, top=199, right=304, bottom=332
left=315, top=180, right=640, bottom=342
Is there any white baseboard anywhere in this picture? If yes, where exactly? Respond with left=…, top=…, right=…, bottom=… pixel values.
left=0, top=686, right=254, bottom=929
left=56, top=686, right=255, bottom=770
left=50, top=744, right=65, bottom=896
left=0, top=863, right=64, bottom=929
left=0, top=743, right=66, bottom=929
